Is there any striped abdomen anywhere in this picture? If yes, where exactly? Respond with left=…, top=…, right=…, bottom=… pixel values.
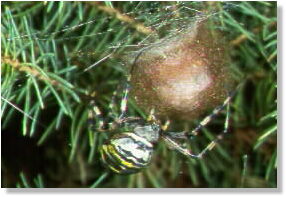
left=100, top=132, right=153, bottom=174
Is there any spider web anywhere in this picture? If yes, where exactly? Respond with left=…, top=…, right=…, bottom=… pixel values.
left=5, top=1, right=238, bottom=69
left=1, top=1, right=240, bottom=133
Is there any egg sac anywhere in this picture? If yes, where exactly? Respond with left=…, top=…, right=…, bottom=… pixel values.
left=129, top=20, right=234, bottom=121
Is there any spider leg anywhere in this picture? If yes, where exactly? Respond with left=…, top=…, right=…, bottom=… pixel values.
left=161, top=135, right=200, bottom=158
left=107, top=89, right=120, bottom=119
left=118, top=77, right=131, bottom=121
left=147, top=108, right=156, bottom=122
left=189, top=93, right=233, bottom=138
left=189, top=81, right=244, bottom=137
left=89, top=77, right=132, bottom=131
left=87, top=88, right=123, bottom=132
left=165, top=131, right=188, bottom=139
left=193, top=102, right=231, bottom=158
left=88, top=100, right=107, bottom=132
left=146, top=108, right=168, bottom=129
left=163, top=102, right=231, bottom=159
left=166, top=84, right=242, bottom=140
left=161, top=119, right=170, bottom=131
left=164, top=93, right=233, bottom=140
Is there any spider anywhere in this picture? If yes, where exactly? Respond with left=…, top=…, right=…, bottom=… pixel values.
left=88, top=77, right=237, bottom=174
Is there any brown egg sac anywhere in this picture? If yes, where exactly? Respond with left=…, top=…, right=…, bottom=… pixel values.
left=128, top=20, right=235, bottom=121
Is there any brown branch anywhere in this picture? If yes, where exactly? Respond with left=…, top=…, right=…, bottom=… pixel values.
left=230, top=21, right=277, bottom=64
left=267, top=52, right=276, bottom=63
left=89, top=2, right=155, bottom=35
left=2, top=56, right=99, bottom=102
left=230, top=21, right=276, bottom=46
left=2, top=56, right=60, bottom=87
left=230, top=27, right=260, bottom=46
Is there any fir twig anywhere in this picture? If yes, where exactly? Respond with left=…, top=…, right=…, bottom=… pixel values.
left=89, top=2, right=155, bottom=35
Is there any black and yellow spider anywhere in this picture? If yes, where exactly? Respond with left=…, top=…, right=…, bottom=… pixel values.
left=88, top=79, right=235, bottom=174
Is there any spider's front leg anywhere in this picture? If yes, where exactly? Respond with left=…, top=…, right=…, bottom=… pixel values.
left=118, top=79, right=131, bottom=121
left=187, top=83, right=243, bottom=139
left=162, top=96, right=231, bottom=159
left=163, top=90, right=233, bottom=138
left=88, top=78, right=132, bottom=132
left=87, top=90, right=120, bottom=132
left=88, top=100, right=111, bottom=132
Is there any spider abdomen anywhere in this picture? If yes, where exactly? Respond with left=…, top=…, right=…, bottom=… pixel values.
left=100, top=132, right=154, bottom=174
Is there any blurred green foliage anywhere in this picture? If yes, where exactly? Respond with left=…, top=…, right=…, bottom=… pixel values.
left=1, top=1, right=276, bottom=188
